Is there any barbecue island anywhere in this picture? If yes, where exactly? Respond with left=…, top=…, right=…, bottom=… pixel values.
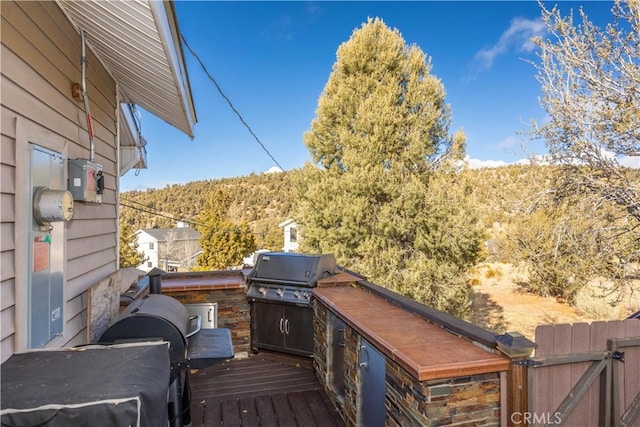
left=1, top=252, right=531, bottom=426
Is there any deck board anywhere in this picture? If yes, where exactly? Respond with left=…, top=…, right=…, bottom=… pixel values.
left=255, top=395, right=279, bottom=426
left=271, top=393, right=297, bottom=426
left=287, top=392, right=315, bottom=426
left=239, top=397, right=259, bottom=427
left=189, top=351, right=344, bottom=426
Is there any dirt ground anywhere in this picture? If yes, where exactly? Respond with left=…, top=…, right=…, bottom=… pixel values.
left=469, top=263, right=600, bottom=341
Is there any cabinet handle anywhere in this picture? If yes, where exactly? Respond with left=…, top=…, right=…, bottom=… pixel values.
left=284, top=318, right=290, bottom=334
left=359, top=344, right=369, bottom=368
left=279, top=318, right=284, bottom=333
left=208, top=308, right=213, bottom=324
left=338, top=328, right=345, bottom=347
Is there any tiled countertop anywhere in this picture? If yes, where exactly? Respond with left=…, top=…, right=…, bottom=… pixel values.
left=313, top=279, right=510, bottom=381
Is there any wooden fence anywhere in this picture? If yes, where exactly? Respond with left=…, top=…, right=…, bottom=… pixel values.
left=526, top=320, right=640, bottom=426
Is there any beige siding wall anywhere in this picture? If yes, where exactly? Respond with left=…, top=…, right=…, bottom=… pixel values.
left=1, top=0, right=118, bottom=361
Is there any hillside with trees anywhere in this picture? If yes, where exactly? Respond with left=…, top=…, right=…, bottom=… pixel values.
left=119, top=163, right=639, bottom=318
left=120, top=165, right=544, bottom=236
left=120, top=171, right=297, bottom=251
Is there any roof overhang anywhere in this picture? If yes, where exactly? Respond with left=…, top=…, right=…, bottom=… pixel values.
left=119, top=104, right=148, bottom=175
left=57, top=0, right=197, bottom=138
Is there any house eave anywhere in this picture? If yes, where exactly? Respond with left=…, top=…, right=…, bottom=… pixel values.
left=57, top=0, right=197, bottom=138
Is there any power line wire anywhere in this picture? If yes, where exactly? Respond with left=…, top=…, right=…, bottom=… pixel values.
left=120, top=198, right=246, bottom=234
left=179, top=33, right=321, bottom=213
left=180, top=34, right=285, bottom=172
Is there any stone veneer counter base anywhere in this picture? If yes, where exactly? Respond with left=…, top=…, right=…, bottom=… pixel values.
left=313, top=284, right=510, bottom=381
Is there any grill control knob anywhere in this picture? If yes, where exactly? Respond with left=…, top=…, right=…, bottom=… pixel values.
left=294, top=290, right=300, bottom=298
left=276, top=288, right=284, bottom=297
left=304, top=292, right=310, bottom=300
left=258, top=287, right=266, bottom=295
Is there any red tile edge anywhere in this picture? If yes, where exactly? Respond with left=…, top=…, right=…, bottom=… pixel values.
left=316, top=272, right=361, bottom=287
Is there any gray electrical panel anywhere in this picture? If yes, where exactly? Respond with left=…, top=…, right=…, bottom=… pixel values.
left=68, top=159, right=103, bottom=203
left=29, top=145, right=65, bottom=347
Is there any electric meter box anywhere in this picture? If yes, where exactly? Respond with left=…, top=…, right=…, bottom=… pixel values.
left=68, top=159, right=103, bottom=203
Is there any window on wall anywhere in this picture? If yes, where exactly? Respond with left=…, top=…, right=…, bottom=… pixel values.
left=290, top=227, right=297, bottom=243
left=147, top=261, right=152, bottom=268
left=149, top=242, right=154, bottom=250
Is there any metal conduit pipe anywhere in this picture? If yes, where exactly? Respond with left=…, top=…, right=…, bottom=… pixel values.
left=80, top=29, right=95, bottom=162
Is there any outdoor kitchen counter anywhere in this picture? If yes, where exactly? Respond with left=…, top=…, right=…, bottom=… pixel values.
left=313, top=277, right=510, bottom=382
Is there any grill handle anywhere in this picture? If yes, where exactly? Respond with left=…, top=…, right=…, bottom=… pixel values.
left=186, top=315, right=202, bottom=338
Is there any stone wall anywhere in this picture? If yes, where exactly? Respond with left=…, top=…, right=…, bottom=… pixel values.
left=312, top=299, right=328, bottom=385
left=343, top=321, right=360, bottom=426
left=312, top=300, right=358, bottom=426
left=314, top=301, right=502, bottom=426
left=385, top=363, right=501, bottom=426
left=163, top=276, right=251, bottom=356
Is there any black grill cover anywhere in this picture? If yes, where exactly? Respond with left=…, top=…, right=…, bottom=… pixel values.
left=0, top=342, right=170, bottom=427
left=248, top=252, right=336, bottom=287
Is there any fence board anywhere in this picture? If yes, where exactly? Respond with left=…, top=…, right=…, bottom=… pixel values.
left=589, top=321, right=614, bottom=425
left=570, top=322, right=592, bottom=427
left=554, top=324, right=575, bottom=425
left=533, top=324, right=557, bottom=425
left=531, top=319, right=640, bottom=427
left=622, top=321, right=640, bottom=427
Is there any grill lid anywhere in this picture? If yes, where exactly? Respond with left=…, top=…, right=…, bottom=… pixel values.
left=248, top=252, right=336, bottom=287
left=99, top=294, right=189, bottom=365
left=98, top=293, right=235, bottom=376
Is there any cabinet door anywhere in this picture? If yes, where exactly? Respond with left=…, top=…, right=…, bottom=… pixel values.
left=252, top=302, right=285, bottom=349
left=283, top=306, right=314, bottom=356
left=360, top=339, right=386, bottom=427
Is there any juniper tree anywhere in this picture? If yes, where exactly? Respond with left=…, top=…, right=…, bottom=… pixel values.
left=298, top=18, right=483, bottom=318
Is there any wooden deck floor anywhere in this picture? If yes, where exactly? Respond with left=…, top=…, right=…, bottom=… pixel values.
left=188, top=351, right=345, bottom=427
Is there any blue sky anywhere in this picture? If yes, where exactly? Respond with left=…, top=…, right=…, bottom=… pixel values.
left=121, top=1, right=615, bottom=191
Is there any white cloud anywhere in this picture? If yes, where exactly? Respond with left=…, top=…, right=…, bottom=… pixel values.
left=619, top=156, right=640, bottom=169
left=264, top=166, right=284, bottom=174
left=474, top=17, right=546, bottom=72
left=466, top=157, right=509, bottom=169
left=464, top=153, right=639, bottom=170
left=464, top=155, right=551, bottom=169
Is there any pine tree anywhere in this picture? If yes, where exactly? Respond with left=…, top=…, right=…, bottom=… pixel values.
left=298, top=18, right=483, bottom=318
left=196, top=189, right=257, bottom=270
left=119, top=221, right=146, bottom=268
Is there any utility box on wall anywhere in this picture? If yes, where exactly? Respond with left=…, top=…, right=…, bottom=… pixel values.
left=30, top=145, right=67, bottom=347
left=68, top=159, right=103, bottom=203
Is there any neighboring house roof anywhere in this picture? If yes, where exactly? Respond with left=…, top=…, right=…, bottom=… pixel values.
left=279, top=219, right=297, bottom=228
left=57, top=0, right=197, bottom=137
left=138, top=227, right=201, bottom=242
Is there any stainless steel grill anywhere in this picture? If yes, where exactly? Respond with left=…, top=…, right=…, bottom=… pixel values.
left=247, top=252, right=337, bottom=288
left=246, top=252, right=336, bottom=307
left=246, top=252, right=336, bottom=356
